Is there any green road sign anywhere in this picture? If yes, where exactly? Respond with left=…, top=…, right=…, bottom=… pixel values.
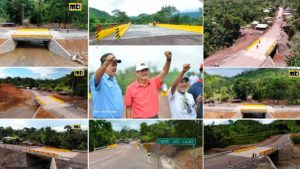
left=156, top=138, right=196, bottom=145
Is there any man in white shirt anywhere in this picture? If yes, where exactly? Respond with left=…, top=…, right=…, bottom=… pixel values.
left=189, top=71, right=199, bottom=86
left=168, top=64, right=201, bottom=119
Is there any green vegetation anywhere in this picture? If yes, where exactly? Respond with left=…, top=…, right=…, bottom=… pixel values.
left=285, top=1, right=300, bottom=66
left=89, top=6, right=202, bottom=33
left=205, top=69, right=300, bottom=104
left=0, top=0, right=88, bottom=29
left=89, top=120, right=202, bottom=151
left=291, top=135, right=300, bottom=144
left=0, top=125, right=87, bottom=150
left=0, top=70, right=88, bottom=98
left=204, top=120, right=300, bottom=151
left=204, top=0, right=280, bottom=57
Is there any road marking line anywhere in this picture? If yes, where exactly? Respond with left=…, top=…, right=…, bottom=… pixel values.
left=49, top=96, right=64, bottom=104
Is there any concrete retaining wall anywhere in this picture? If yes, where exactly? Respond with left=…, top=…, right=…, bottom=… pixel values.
left=0, top=147, right=50, bottom=168
left=0, top=38, right=17, bottom=54
left=48, top=39, right=71, bottom=59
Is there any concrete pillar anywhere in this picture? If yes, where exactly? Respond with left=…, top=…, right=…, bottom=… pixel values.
left=50, top=157, right=57, bottom=169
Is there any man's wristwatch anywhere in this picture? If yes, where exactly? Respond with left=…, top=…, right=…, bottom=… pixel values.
left=167, top=58, right=172, bottom=62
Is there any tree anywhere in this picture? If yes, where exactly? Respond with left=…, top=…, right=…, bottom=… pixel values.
left=233, top=78, right=253, bottom=100
left=111, top=9, right=130, bottom=24
left=155, top=6, right=179, bottom=23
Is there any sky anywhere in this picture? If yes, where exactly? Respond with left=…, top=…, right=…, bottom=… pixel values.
left=0, top=120, right=88, bottom=132
left=104, top=120, right=160, bottom=131
left=90, top=0, right=203, bottom=16
left=0, top=68, right=79, bottom=79
left=205, top=68, right=255, bottom=77
left=203, top=119, right=275, bottom=126
left=89, top=46, right=203, bottom=73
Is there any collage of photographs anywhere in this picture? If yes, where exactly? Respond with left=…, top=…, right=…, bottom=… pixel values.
left=0, top=0, right=299, bottom=169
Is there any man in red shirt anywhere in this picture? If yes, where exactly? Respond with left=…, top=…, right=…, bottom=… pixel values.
left=125, top=51, right=172, bottom=118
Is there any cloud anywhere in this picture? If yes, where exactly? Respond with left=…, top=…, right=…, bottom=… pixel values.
left=204, top=119, right=275, bottom=126
left=26, top=68, right=58, bottom=79
left=0, top=120, right=30, bottom=130
left=108, top=120, right=160, bottom=131
left=90, top=0, right=203, bottom=16
left=0, top=69, right=8, bottom=78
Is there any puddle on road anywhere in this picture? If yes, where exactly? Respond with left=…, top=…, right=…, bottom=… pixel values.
left=0, top=41, right=79, bottom=67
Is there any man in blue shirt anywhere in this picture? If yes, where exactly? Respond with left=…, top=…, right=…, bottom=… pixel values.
left=188, top=64, right=203, bottom=118
left=90, top=53, right=123, bottom=118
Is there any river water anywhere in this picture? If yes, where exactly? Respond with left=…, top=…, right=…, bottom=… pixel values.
left=0, top=41, right=79, bottom=67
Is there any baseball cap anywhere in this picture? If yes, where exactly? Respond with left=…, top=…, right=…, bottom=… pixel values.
left=136, top=62, right=149, bottom=71
left=100, top=53, right=121, bottom=64
left=181, top=77, right=190, bottom=82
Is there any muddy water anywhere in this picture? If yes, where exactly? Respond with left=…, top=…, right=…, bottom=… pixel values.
left=0, top=41, right=79, bottom=67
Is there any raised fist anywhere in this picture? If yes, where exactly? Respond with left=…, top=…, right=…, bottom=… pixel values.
left=164, top=51, right=172, bottom=59
left=105, top=55, right=116, bottom=64
left=182, top=64, right=190, bottom=72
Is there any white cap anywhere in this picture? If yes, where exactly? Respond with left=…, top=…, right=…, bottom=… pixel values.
left=136, top=62, right=149, bottom=71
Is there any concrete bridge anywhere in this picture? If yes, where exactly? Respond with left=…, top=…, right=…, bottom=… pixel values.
left=31, top=90, right=87, bottom=119
left=204, top=134, right=291, bottom=169
left=0, top=29, right=74, bottom=59
left=11, top=29, right=53, bottom=41
left=0, top=144, right=87, bottom=169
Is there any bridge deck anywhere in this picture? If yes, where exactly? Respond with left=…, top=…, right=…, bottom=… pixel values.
left=229, top=147, right=276, bottom=158
left=11, top=29, right=53, bottom=40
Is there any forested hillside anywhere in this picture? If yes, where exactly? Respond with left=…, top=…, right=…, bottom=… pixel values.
left=0, top=0, right=88, bottom=29
left=0, top=70, right=88, bottom=98
left=89, top=120, right=202, bottom=151
left=204, top=0, right=300, bottom=59
left=0, top=125, right=87, bottom=150
left=204, top=120, right=300, bottom=150
left=205, top=69, right=300, bottom=104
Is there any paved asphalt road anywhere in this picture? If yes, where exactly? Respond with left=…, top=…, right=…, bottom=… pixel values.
left=89, top=142, right=160, bottom=169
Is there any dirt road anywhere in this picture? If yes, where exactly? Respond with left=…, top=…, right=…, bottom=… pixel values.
left=0, top=84, right=37, bottom=118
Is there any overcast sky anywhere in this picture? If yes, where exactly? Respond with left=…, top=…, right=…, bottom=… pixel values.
left=90, top=0, right=203, bottom=16
left=0, top=68, right=81, bottom=80
left=89, top=46, right=203, bottom=73
left=205, top=68, right=255, bottom=77
left=203, top=120, right=275, bottom=126
left=0, top=120, right=88, bottom=132
left=104, top=120, right=159, bottom=131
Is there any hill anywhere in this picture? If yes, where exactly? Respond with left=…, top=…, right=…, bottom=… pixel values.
left=204, top=120, right=300, bottom=150
left=204, top=69, right=300, bottom=104
left=89, top=7, right=112, bottom=21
